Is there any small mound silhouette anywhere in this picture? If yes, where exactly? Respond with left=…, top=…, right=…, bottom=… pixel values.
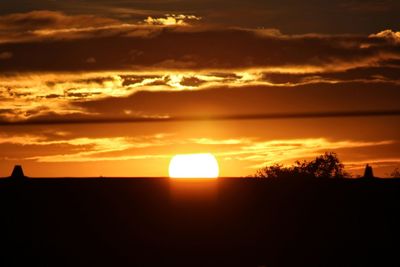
left=10, top=165, right=26, bottom=179
left=363, top=164, right=374, bottom=178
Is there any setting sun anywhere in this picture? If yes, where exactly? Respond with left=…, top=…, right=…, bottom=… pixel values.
left=168, top=153, right=219, bottom=178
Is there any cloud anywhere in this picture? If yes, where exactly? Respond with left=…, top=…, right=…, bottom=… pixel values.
left=345, top=158, right=400, bottom=170
left=217, top=138, right=395, bottom=169
left=31, top=153, right=171, bottom=163
left=0, top=9, right=399, bottom=177
left=0, top=10, right=124, bottom=43
left=1, top=131, right=395, bottom=177
left=0, top=11, right=202, bottom=44
left=143, top=14, right=201, bottom=26
left=1, top=11, right=400, bottom=72
left=339, top=0, right=396, bottom=13
left=0, top=10, right=119, bottom=29
left=190, top=138, right=251, bottom=145
left=0, top=51, right=12, bottom=59
left=1, top=0, right=399, bottom=35
left=0, top=132, right=175, bottom=162
left=252, top=28, right=284, bottom=38
left=1, top=69, right=400, bottom=122
left=0, top=72, right=122, bottom=121
left=370, top=29, right=400, bottom=44
left=77, top=80, right=400, bottom=125
left=0, top=133, right=131, bottom=150
left=0, top=70, right=269, bottom=121
left=0, top=11, right=400, bottom=125
left=86, top=57, right=96, bottom=64
left=261, top=66, right=400, bottom=85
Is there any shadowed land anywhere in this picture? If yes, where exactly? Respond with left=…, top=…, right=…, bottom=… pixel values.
left=1, top=175, right=400, bottom=267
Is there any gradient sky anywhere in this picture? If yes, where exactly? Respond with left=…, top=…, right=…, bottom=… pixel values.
left=0, top=0, right=399, bottom=177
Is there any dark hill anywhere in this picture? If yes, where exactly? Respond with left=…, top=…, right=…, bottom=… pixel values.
left=0, top=177, right=399, bottom=267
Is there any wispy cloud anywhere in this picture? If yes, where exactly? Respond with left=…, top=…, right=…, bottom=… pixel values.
left=0, top=132, right=176, bottom=162
left=0, top=11, right=202, bottom=44
left=190, top=138, right=251, bottom=145
left=2, top=66, right=399, bottom=122
left=1, top=133, right=394, bottom=170
left=345, top=158, right=400, bottom=171
left=370, top=29, right=400, bottom=44
left=143, top=14, right=201, bottom=26
left=216, top=138, right=395, bottom=169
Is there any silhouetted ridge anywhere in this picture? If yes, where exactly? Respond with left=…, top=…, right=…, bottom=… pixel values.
left=10, top=165, right=26, bottom=179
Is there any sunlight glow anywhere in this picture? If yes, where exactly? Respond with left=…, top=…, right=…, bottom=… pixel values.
left=169, top=153, right=219, bottom=178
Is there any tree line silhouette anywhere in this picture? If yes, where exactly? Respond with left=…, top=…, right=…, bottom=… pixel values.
left=391, top=167, right=400, bottom=178
left=253, top=152, right=400, bottom=179
left=253, top=152, right=351, bottom=179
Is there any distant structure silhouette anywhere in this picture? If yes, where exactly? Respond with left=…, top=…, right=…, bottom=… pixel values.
left=363, top=164, right=374, bottom=179
left=10, top=165, right=26, bottom=180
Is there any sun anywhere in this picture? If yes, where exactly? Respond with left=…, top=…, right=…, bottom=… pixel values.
left=169, top=153, right=219, bottom=178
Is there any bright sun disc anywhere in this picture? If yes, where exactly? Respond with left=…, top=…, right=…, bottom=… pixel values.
left=169, top=153, right=219, bottom=178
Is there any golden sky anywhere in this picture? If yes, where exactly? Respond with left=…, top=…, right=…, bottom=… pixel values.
left=0, top=2, right=399, bottom=177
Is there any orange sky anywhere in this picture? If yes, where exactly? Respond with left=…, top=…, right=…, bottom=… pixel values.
left=0, top=4, right=399, bottom=177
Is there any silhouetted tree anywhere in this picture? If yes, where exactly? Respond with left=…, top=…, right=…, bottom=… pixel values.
left=255, top=152, right=348, bottom=179
left=390, top=167, right=400, bottom=178
left=254, top=164, right=297, bottom=179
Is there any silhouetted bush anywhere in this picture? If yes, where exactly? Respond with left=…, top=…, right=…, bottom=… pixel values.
left=390, top=167, right=400, bottom=178
left=254, top=152, right=348, bottom=179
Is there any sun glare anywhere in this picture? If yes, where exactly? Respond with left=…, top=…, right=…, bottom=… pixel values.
left=169, top=153, right=219, bottom=178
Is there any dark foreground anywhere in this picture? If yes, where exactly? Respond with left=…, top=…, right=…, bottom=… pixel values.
left=1, top=177, right=399, bottom=267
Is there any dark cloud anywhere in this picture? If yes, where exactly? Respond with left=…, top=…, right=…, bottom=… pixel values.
left=0, top=10, right=124, bottom=43
left=339, top=0, right=392, bottom=12
left=44, top=94, right=62, bottom=99
left=0, top=17, right=399, bottom=72
left=1, top=1, right=399, bottom=34
left=121, top=75, right=160, bottom=86
left=0, top=10, right=119, bottom=31
left=180, top=76, right=206, bottom=87
left=76, top=81, right=400, bottom=119
left=262, top=66, right=400, bottom=84
left=0, top=51, right=12, bottom=59
left=85, top=57, right=96, bottom=64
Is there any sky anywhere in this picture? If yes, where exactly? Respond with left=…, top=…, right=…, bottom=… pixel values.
left=0, top=0, right=399, bottom=177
